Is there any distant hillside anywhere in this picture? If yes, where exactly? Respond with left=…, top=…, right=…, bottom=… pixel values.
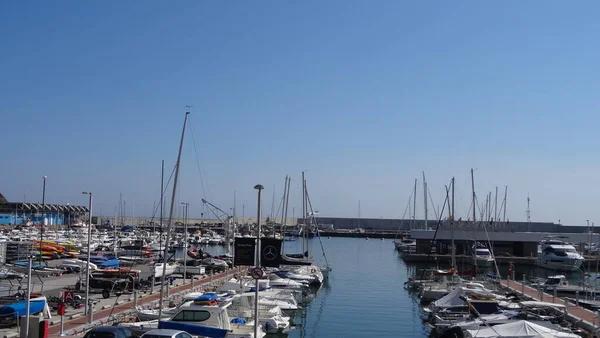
left=0, top=193, right=7, bottom=203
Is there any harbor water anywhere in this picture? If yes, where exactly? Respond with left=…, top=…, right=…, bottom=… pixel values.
left=183, top=236, right=600, bottom=338
left=187, top=237, right=431, bottom=338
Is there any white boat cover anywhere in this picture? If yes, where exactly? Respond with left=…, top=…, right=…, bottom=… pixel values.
left=432, top=286, right=465, bottom=308
left=465, top=320, right=580, bottom=337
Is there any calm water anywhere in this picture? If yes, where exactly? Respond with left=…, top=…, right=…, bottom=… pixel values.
left=191, top=237, right=430, bottom=338
left=177, top=237, right=600, bottom=338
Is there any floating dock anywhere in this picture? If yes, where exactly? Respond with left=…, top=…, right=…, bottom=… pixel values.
left=400, top=253, right=599, bottom=266
left=500, top=278, right=600, bottom=336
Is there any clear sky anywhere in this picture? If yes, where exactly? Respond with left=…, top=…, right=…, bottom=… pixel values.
left=1, top=1, right=600, bottom=226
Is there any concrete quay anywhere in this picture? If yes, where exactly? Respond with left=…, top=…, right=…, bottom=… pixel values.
left=400, top=253, right=600, bottom=267
left=45, top=267, right=245, bottom=337
left=499, top=278, right=600, bottom=337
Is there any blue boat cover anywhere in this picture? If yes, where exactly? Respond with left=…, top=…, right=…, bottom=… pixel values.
left=195, top=293, right=218, bottom=302
left=158, top=321, right=228, bottom=338
left=231, top=318, right=246, bottom=324
left=14, top=262, right=46, bottom=269
left=0, top=300, right=46, bottom=318
left=487, top=273, right=500, bottom=279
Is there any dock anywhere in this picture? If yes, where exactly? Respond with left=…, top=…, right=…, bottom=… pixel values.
left=499, top=278, right=600, bottom=336
left=400, top=253, right=599, bottom=266
left=42, top=267, right=245, bottom=337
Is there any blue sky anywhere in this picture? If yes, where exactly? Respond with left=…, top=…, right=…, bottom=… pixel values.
left=1, top=1, right=600, bottom=225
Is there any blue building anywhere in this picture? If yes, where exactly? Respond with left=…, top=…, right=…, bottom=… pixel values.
left=0, top=199, right=88, bottom=226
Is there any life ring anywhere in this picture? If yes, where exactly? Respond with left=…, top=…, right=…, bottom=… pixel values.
left=311, top=268, right=316, bottom=274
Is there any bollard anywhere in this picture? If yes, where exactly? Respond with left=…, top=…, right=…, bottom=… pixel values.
left=576, top=291, right=579, bottom=306
left=166, top=281, right=170, bottom=297
left=553, top=287, right=557, bottom=302
left=134, top=291, right=138, bottom=308
left=88, top=300, right=94, bottom=324
left=521, top=274, right=525, bottom=295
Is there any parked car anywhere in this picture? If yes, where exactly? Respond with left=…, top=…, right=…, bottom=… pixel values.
left=141, top=329, right=193, bottom=338
left=83, top=326, right=136, bottom=338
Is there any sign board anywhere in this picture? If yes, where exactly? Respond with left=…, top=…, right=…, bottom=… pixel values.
left=260, top=238, right=283, bottom=268
left=250, top=267, right=264, bottom=280
left=233, top=237, right=255, bottom=266
left=63, top=291, right=74, bottom=303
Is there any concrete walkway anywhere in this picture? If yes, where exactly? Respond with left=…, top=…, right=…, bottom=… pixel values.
left=45, top=268, right=243, bottom=337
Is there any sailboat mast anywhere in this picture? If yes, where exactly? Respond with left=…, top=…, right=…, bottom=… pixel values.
left=526, top=195, right=531, bottom=232
left=412, top=178, right=417, bottom=230
left=302, top=172, right=307, bottom=255
left=503, top=186, right=507, bottom=225
left=423, top=172, right=428, bottom=230
left=281, top=176, right=288, bottom=226
left=451, top=177, right=455, bottom=268
left=159, top=160, right=164, bottom=254
left=471, top=169, right=477, bottom=260
left=283, top=177, right=291, bottom=236
left=158, top=112, right=189, bottom=319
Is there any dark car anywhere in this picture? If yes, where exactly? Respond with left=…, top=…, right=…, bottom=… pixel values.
left=82, top=326, right=136, bottom=338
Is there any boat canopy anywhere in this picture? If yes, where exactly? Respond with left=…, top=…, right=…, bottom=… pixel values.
left=465, top=320, right=580, bottom=337
left=158, top=321, right=228, bottom=338
left=0, top=299, right=46, bottom=318
left=519, top=301, right=567, bottom=309
left=431, top=287, right=465, bottom=308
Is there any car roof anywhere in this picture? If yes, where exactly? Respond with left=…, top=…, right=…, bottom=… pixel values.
left=89, top=327, right=130, bottom=333
left=143, top=329, right=186, bottom=336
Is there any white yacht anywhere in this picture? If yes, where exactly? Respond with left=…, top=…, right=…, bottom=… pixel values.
left=473, top=248, right=495, bottom=268
left=394, top=238, right=416, bottom=252
left=121, top=294, right=266, bottom=338
left=151, top=262, right=178, bottom=280
left=536, top=237, right=584, bottom=271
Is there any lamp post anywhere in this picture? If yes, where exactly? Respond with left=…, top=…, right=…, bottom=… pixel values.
left=181, top=202, right=189, bottom=283
left=82, top=191, right=93, bottom=321
left=24, top=254, right=33, bottom=338
left=40, top=176, right=47, bottom=262
left=253, top=184, right=264, bottom=338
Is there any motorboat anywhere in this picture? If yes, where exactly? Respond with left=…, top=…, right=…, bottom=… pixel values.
left=58, top=259, right=98, bottom=272
left=121, top=294, right=266, bottom=337
left=135, top=292, right=205, bottom=321
left=533, top=275, right=596, bottom=296
left=436, top=301, right=569, bottom=335
left=151, top=262, right=178, bottom=280
left=473, top=248, right=495, bottom=268
left=536, top=237, right=584, bottom=271
left=394, top=238, right=416, bottom=252
left=462, top=320, right=580, bottom=337
left=267, top=274, right=307, bottom=289
left=201, top=257, right=228, bottom=271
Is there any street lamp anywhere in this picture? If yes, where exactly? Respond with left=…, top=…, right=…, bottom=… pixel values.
left=253, top=184, right=264, bottom=338
left=82, top=191, right=93, bottom=321
left=24, top=254, right=33, bottom=338
left=181, top=202, right=189, bottom=283
left=39, top=176, right=47, bottom=262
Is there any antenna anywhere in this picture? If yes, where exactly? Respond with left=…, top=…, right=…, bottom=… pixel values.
left=185, top=105, right=193, bottom=112
left=526, top=195, right=531, bottom=232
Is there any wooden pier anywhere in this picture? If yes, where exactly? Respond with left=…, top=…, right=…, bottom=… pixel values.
left=400, top=253, right=598, bottom=266
left=500, top=278, right=600, bottom=336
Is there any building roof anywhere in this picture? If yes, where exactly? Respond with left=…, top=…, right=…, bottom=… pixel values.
left=0, top=201, right=88, bottom=212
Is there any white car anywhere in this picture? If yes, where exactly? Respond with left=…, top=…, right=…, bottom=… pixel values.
left=141, top=329, right=193, bottom=338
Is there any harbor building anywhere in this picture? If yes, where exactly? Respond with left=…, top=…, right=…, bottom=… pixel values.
left=309, top=216, right=593, bottom=233
left=0, top=194, right=88, bottom=226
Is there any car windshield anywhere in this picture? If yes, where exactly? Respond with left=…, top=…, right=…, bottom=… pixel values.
left=143, top=335, right=172, bottom=338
